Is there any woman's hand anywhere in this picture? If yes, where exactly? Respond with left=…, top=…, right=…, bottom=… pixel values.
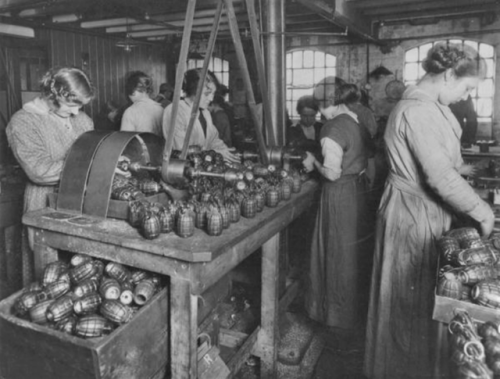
left=220, top=148, right=240, bottom=163
left=458, top=163, right=477, bottom=177
left=302, top=151, right=316, bottom=173
left=480, top=212, right=495, bottom=238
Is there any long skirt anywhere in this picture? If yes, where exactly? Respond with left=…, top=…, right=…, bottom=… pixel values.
left=305, top=174, right=374, bottom=330
left=364, top=175, right=451, bottom=379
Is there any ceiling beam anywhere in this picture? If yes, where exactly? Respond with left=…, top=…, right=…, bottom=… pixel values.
left=347, top=0, right=497, bottom=9
left=370, top=5, right=500, bottom=22
left=295, top=0, right=383, bottom=44
left=362, top=1, right=500, bottom=16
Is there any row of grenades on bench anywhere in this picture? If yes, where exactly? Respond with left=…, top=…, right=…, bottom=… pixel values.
left=436, top=227, right=500, bottom=309
left=128, top=174, right=303, bottom=240
left=13, top=254, right=163, bottom=338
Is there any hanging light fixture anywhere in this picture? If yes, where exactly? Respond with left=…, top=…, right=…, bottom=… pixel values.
left=115, top=18, right=139, bottom=52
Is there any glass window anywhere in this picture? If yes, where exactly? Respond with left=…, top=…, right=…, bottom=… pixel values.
left=187, top=56, right=229, bottom=88
left=286, top=50, right=337, bottom=121
left=404, top=40, right=495, bottom=123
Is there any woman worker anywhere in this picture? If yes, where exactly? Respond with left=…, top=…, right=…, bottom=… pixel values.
left=162, top=69, right=239, bottom=162
left=364, top=43, right=494, bottom=379
left=287, top=94, right=323, bottom=158
left=6, top=66, right=94, bottom=282
left=120, top=71, right=164, bottom=137
left=302, top=77, right=374, bottom=342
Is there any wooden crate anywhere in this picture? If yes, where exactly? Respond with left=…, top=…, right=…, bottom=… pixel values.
left=0, top=287, right=169, bottom=379
left=433, top=292, right=500, bottom=324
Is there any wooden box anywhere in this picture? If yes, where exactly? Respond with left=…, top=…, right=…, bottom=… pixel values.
left=433, top=292, right=500, bottom=324
left=0, top=287, right=169, bottom=379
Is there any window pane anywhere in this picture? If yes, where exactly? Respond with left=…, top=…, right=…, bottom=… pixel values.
left=477, top=98, right=492, bottom=117
left=450, top=39, right=463, bottom=46
left=419, top=43, right=433, bottom=60
left=478, top=78, right=494, bottom=97
left=405, top=48, right=418, bottom=63
left=286, top=69, right=292, bottom=85
left=325, top=67, right=336, bottom=78
left=293, top=69, right=312, bottom=87
left=464, top=40, right=478, bottom=51
left=485, top=59, right=495, bottom=78
left=223, top=60, right=229, bottom=71
left=314, top=67, right=326, bottom=83
left=292, top=51, right=303, bottom=68
left=286, top=53, right=291, bottom=67
left=480, top=44, right=494, bottom=58
left=404, top=63, right=419, bottom=81
left=324, top=53, right=336, bottom=67
left=303, top=50, right=314, bottom=68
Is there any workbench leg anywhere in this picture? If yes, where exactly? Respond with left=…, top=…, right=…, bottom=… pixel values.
left=171, top=278, right=198, bottom=379
left=31, top=228, right=59, bottom=282
left=259, top=233, right=280, bottom=379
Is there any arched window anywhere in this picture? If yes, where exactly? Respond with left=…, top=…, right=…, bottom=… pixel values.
left=404, top=40, right=495, bottom=123
left=286, top=50, right=336, bottom=121
left=187, top=56, right=229, bottom=87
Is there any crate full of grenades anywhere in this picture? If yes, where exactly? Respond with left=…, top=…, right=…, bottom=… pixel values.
left=125, top=149, right=304, bottom=240
left=433, top=227, right=500, bottom=324
left=0, top=253, right=169, bottom=379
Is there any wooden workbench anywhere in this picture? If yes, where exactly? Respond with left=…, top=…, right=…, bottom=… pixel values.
left=22, top=180, right=319, bottom=379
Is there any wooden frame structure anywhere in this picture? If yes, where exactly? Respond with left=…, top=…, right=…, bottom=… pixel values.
left=23, top=181, right=318, bottom=378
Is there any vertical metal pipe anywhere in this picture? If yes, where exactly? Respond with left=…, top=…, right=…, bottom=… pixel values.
left=264, top=0, right=285, bottom=145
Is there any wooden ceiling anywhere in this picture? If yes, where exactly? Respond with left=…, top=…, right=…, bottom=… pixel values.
left=0, top=0, right=497, bottom=46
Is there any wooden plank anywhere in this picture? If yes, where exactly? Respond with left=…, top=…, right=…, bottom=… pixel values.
left=0, top=228, right=7, bottom=299
left=259, top=234, right=279, bottom=379
left=5, top=224, right=23, bottom=297
left=224, top=327, right=259, bottom=376
left=171, top=278, right=198, bottom=379
left=31, top=231, right=59, bottom=281
left=32, top=229, right=191, bottom=279
left=23, top=181, right=319, bottom=264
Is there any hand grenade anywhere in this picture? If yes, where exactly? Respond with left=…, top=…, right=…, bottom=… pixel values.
left=42, top=261, right=68, bottom=287
left=139, top=179, right=161, bottom=195
left=447, top=227, right=481, bottom=246
left=141, top=211, right=161, bottom=240
left=219, top=205, right=230, bottom=229
left=195, top=204, right=208, bottom=230
left=29, top=299, right=54, bottom=324
left=55, top=315, right=77, bottom=335
left=437, top=236, right=460, bottom=263
left=100, top=300, right=133, bottom=324
left=74, top=277, right=100, bottom=298
left=69, top=261, right=98, bottom=285
left=254, top=191, right=265, bottom=212
left=228, top=201, right=241, bottom=223
left=105, top=262, right=131, bottom=283
left=158, top=207, right=174, bottom=233
left=75, top=315, right=114, bottom=338
left=458, top=264, right=497, bottom=284
left=36, top=280, right=71, bottom=302
left=241, top=196, right=257, bottom=219
left=462, top=238, right=487, bottom=250
left=119, top=282, right=134, bottom=305
left=46, top=295, right=74, bottom=323
left=235, top=181, right=247, bottom=191
left=252, top=165, right=269, bottom=177
left=436, top=273, right=462, bottom=300
left=291, top=175, right=302, bottom=193
left=74, top=293, right=102, bottom=315
left=70, top=254, right=92, bottom=267
left=472, top=280, right=500, bottom=309
left=207, top=209, right=223, bottom=236
left=14, top=291, right=39, bottom=315
left=130, top=270, right=150, bottom=285
left=134, top=279, right=157, bottom=305
left=99, top=278, right=121, bottom=300
left=280, top=181, right=292, bottom=201
left=128, top=200, right=148, bottom=227
left=266, top=187, right=279, bottom=208
left=450, top=247, right=498, bottom=266
left=90, top=260, right=105, bottom=282
left=176, top=208, right=195, bottom=238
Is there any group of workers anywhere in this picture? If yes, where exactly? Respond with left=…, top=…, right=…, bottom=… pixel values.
left=4, top=41, right=493, bottom=379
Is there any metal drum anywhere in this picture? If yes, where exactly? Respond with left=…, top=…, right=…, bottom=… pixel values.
left=57, top=131, right=164, bottom=218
